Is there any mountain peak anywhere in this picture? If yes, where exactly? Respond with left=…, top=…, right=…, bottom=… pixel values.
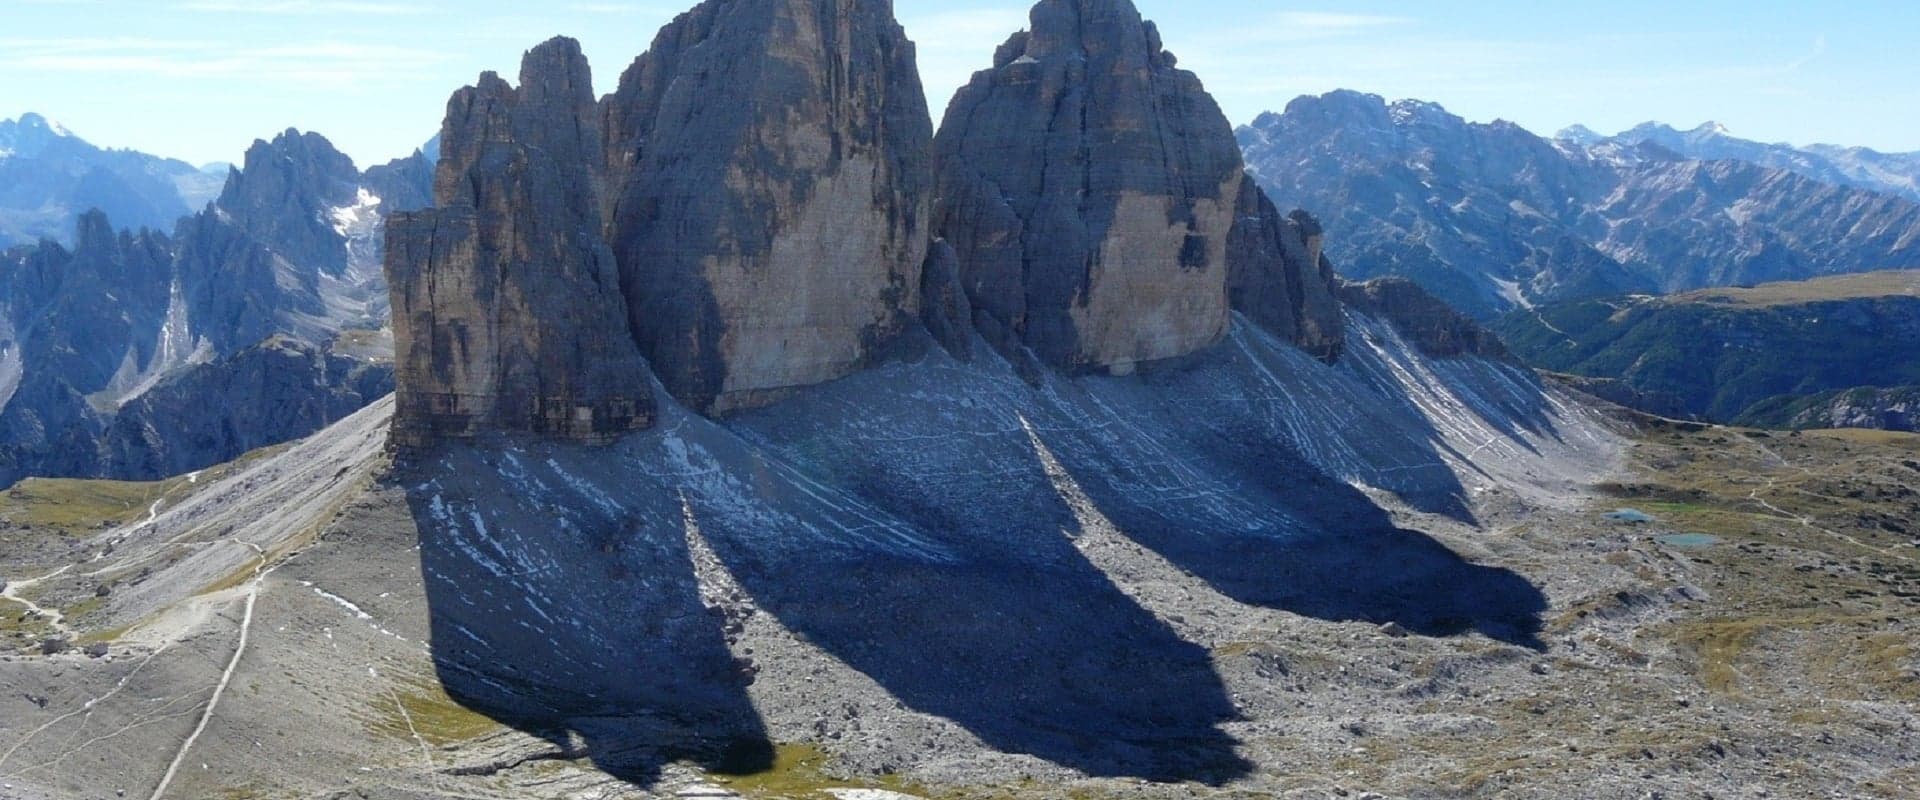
left=13, top=112, right=73, bottom=137
left=1691, top=121, right=1731, bottom=136
left=1, top=112, right=84, bottom=159
left=1557, top=124, right=1603, bottom=144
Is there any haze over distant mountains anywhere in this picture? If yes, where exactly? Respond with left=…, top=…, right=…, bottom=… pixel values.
left=1239, top=91, right=1920, bottom=319
left=1560, top=120, right=1920, bottom=203
left=0, top=128, right=432, bottom=484
left=0, top=113, right=225, bottom=250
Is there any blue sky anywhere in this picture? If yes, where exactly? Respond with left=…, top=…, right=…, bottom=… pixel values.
left=4, top=0, right=1916, bottom=168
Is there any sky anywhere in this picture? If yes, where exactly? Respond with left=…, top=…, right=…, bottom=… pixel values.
left=4, top=0, right=1918, bottom=168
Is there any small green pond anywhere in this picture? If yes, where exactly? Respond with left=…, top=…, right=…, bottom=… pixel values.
left=1654, top=532, right=1721, bottom=549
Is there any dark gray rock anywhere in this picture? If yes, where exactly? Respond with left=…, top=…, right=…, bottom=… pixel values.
left=1224, top=183, right=1345, bottom=360
left=387, top=37, right=655, bottom=448
left=932, top=0, right=1245, bottom=374
left=363, top=150, right=435, bottom=215
left=102, top=334, right=394, bottom=479
left=0, top=211, right=174, bottom=483
left=918, top=238, right=973, bottom=360
left=1338, top=278, right=1510, bottom=360
left=602, top=0, right=933, bottom=414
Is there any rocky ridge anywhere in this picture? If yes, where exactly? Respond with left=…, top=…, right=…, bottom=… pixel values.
left=1239, top=91, right=1920, bottom=319
left=0, top=113, right=223, bottom=250
left=1571, top=120, right=1920, bottom=204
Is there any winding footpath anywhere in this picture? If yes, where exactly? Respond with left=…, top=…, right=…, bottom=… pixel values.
left=146, top=540, right=269, bottom=800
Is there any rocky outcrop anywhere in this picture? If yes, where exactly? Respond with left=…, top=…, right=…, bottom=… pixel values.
left=602, top=0, right=933, bottom=413
left=1224, top=186, right=1344, bottom=360
left=932, top=0, right=1245, bottom=374
left=918, top=238, right=973, bottom=359
left=363, top=150, right=436, bottom=216
left=1338, top=278, right=1509, bottom=360
left=1736, top=386, right=1920, bottom=432
left=387, top=38, right=655, bottom=448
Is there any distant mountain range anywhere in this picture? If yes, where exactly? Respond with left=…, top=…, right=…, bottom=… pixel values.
left=0, top=113, right=226, bottom=250
left=0, top=128, right=432, bottom=484
left=1238, top=91, right=1920, bottom=319
left=1560, top=120, right=1920, bottom=203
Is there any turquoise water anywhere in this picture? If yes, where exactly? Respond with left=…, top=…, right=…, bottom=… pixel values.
left=1655, top=533, right=1721, bottom=549
left=1605, top=508, right=1655, bottom=523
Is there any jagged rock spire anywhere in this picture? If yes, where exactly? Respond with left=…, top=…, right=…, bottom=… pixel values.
left=386, top=37, right=655, bottom=448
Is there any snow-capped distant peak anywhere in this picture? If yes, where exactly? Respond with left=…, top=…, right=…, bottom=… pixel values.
left=13, top=112, right=72, bottom=137
left=1556, top=124, right=1604, bottom=145
left=1692, top=121, right=1730, bottom=136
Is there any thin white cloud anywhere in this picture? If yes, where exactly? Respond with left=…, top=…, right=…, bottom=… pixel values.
left=1271, top=11, right=1412, bottom=34
left=176, top=0, right=430, bottom=14
left=2, top=38, right=448, bottom=87
left=1781, top=34, right=1827, bottom=73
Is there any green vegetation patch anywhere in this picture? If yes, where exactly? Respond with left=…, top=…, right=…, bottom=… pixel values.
left=711, top=742, right=948, bottom=800
left=0, top=475, right=184, bottom=535
left=1670, top=270, right=1920, bottom=307
left=367, top=673, right=504, bottom=747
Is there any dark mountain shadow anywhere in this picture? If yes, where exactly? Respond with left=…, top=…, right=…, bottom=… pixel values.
left=1032, top=378, right=1548, bottom=650
left=691, top=375, right=1256, bottom=783
left=405, top=445, right=772, bottom=786
left=699, top=546, right=1254, bottom=784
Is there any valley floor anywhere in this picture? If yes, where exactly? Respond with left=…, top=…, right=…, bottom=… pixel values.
left=0, top=375, right=1915, bottom=799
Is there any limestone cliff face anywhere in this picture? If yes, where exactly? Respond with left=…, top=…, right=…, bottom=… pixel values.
left=602, top=0, right=934, bottom=413
left=1224, top=185, right=1345, bottom=360
left=932, top=0, right=1245, bottom=374
left=386, top=38, right=655, bottom=448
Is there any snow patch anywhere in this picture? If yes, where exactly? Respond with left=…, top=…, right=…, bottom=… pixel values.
left=1492, top=277, right=1534, bottom=310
